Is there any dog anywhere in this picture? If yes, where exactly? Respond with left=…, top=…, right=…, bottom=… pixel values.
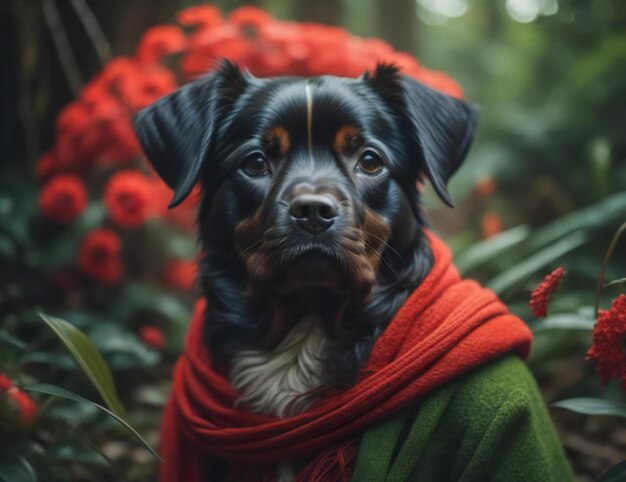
left=135, top=60, right=477, bottom=477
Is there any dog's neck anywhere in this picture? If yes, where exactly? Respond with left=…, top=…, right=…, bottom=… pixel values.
left=229, top=313, right=335, bottom=417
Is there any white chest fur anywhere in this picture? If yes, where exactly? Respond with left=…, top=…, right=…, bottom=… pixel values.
left=229, top=315, right=332, bottom=418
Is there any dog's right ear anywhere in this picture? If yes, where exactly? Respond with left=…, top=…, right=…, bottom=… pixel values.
left=134, top=61, right=248, bottom=208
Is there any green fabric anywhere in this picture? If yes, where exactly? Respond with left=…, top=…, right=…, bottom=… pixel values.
left=352, top=355, right=573, bottom=482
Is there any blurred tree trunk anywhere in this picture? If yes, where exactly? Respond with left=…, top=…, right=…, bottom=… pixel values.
left=8, top=0, right=185, bottom=169
left=375, top=0, right=418, bottom=53
left=292, top=0, right=344, bottom=25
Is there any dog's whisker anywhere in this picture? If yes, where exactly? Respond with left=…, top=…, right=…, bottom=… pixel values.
left=363, top=244, right=400, bottom=280
left=360, top=228, right=404, bottom=261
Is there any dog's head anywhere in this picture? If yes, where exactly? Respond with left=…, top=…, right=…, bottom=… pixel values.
left=135, top=61, right=477, bottom=376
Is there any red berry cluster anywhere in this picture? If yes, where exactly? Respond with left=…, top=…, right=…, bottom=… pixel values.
left=587, top=294, right=626, bottom=389
left=529, top=267, right=565, bottom=317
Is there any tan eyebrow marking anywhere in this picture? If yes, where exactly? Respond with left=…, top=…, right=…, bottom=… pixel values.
left=264, top=126, right=290, bottom=155
left=305, top=83, right=313, bottom=156
left=333, top=125, right=360, bottom=155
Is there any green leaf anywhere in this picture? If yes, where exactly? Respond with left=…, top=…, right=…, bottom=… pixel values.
left=455, top=224, right=531, bottom=274
left=0, top=332, right=28, bottom=351
left=486, top=231, right=588, bottom=295
left=22, top=383, right=161, bottom=461
left=598, top=461, right=626, bottom=482
left=605, top=277, right=626, bottom=289
left=37, top=312, right=127, bottom=420
left=532, top=314, right=596, bottom=333
left=0, top=451, right=36, bottom=482
left=552, top=398, right=626, bottom=418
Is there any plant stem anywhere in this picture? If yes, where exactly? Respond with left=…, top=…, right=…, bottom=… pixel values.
left=594, top=222, right=626, bottom=316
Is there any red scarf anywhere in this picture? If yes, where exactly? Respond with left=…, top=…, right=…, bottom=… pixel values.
left=160, top=232, right=532, bottom=482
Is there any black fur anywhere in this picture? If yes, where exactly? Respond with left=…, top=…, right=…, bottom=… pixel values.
left=134, top=61, right=478, bottom=388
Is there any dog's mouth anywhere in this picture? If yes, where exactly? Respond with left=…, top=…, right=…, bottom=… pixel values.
left=274, top=243, right=348, bottom=294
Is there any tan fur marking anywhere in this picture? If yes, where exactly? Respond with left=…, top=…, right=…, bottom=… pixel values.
left=265, top=126, right=291, bottom=155
left=333, top=125, right=360, bottom=155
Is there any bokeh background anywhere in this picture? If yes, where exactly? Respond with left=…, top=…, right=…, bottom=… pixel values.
left=1, top=1, right=625, bottom=481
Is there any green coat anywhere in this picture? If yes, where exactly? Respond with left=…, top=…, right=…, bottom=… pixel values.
left=352, top=355, right=573, bottom=482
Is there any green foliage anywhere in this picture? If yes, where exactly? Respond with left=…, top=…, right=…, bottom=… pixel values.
left=552, top=398, right=626, bottom=418
left=23, top=383, right=160, bottom=461
left=38, top=313, right=127, bottom=420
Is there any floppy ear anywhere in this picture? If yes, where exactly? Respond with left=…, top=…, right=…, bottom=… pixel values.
left=133, top=61, right=248, bottom=208
left=366, top=64, right=479, bottom=207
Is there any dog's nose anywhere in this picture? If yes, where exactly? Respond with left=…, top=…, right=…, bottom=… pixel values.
left=289, top=194, right=338, bottom=234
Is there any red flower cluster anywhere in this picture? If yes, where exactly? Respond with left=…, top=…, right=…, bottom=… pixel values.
left=587, top=294, right=626, bottom=389
left=139, top=326, right=166, bottom=350
left=104, top=170, right=154, bottom=227
left=37, top=4, right=464, bottom=291
left=0, top=374, right=38, bottom=425
left=177, top=5, right=462, bottom=98
left=79, top=229, right=123, bottom=285
left=39, top=174, right=87, bottom=224
left=529, top=267, right=565, bottom=317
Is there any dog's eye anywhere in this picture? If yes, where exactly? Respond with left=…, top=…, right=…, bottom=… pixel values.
left=242, top=152, right=270, bottom=177
left=356, top=150, right=384, bottom=175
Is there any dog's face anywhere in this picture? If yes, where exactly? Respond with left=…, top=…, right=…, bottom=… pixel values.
left=135, top=62, right=477, bottom=378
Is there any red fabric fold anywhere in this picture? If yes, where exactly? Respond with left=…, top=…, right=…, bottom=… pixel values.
left=159, top=231, right=532, bottom=482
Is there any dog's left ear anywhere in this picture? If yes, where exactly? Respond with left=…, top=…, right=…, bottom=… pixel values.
left=365, top=64, right=479, bottom=207
left=134, top=61, right=248, bottom=208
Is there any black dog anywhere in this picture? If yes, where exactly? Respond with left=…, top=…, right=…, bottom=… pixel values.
left=135, top=61, right=477, bottom=418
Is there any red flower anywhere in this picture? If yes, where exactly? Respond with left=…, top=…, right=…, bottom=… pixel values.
left=79, top=229, right=123, bottom=285
left=117, top=66, right=178, bottom=111
left=39, top=175, right=88, bottom=224
left=165, top=259, right=197, bottom=292
left=136, top=26, right=187, bottom=64
left=0, top=376, right=38, bottom=425
left=139, top=326, right=165, bottom=350
left=104, top=170, right=154, bottom=228
left=529, top=267, right=565, bottom=317
left=587, top=294, right=626, bottom=389
left=177, top=4, right=223, bottom=29
left=481, top=212, right=502, bottom=239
